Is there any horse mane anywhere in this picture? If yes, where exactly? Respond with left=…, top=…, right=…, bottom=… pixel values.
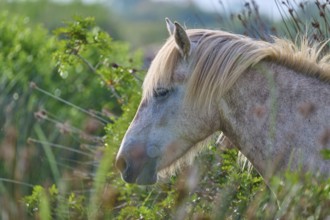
left=143, top=29, right=330, bottom=109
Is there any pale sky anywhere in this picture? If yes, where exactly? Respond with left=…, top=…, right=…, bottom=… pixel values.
left=194, top=0, right=281, bottom=19
left=153, top=0, right=287, bottom=20
left=56, top=0, right=292, bottom=20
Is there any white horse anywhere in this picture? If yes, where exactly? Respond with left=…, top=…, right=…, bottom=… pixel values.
left=116, top=18, right=330, bottom=185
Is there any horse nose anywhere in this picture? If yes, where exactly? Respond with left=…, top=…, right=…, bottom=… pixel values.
left=116, top=154, right=138, bottom=183
left=115, top=142, right=158, bottom=185
left=115, top=155, right=128, bottom=174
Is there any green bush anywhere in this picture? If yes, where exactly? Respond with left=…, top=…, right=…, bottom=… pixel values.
left=0, top=12, right=143, bottom=218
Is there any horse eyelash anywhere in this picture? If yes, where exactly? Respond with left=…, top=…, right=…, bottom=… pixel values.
left=153, top=88, right=171, bottom=98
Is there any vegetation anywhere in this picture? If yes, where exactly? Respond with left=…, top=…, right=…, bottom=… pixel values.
left=0, top=0, right=330, bottom=219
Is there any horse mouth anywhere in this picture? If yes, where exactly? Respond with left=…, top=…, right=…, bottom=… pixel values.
left=118, top=157, right=158, bottom=185
left=136, top=171, right=158, bottom=185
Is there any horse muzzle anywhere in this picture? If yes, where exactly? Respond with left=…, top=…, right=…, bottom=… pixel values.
left=115, top=142, right=158, bottom=185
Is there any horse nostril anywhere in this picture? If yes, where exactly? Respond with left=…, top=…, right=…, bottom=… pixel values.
left=115, top=156, right=128, bottom=173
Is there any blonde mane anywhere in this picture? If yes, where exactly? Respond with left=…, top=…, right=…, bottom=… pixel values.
left=143, top=29, right=330, bottom=109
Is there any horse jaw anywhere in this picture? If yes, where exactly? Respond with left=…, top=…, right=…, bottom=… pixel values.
left=157, top=137, right=212, bottom=179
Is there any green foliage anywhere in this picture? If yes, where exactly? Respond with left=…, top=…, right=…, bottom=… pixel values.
left=285, top=175, right=330, bottom=218
left=321, top=149, right=330, bottom=160
left=0, top=11, right=143, bottom=219
left=53, top=15, right=142, bottom=112
left=0, top=10, right=57, bottom=191
left=24, top=184, right=86, bottom=219
left=0, top=1, right=117, bottom=36
left=24, top=185, right=47, bottom=216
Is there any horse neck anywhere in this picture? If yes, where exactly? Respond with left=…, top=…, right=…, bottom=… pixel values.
left=218, top=61, right=330, bottom=180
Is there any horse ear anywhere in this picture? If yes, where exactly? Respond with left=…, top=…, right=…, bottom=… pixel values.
left=165, top=17, right=175, bottom=35
left=174, top=21, right=191, bottom=59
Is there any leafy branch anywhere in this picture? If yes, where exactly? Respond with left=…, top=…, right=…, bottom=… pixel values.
left=53, top=16, right=143, bottom=106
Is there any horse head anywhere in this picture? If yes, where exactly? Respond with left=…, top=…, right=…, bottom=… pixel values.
left=115, top=19, right=220, bottom=184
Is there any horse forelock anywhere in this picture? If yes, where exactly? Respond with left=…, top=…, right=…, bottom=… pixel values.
left=142, top=36, right=180, bottom=100
left=143, top=28, right=330, bottom=110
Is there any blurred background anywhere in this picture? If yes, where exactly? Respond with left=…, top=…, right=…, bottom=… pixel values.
left=0, top=0, right=293, bottom=48
left=1, top=0, right=321, bottom=55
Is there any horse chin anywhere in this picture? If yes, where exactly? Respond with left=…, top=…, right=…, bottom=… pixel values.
left=121, top=169, right=157, bottom=185
left=135, top=161, right=157, bottom=185
left=118, top=154, right=159, bottom=185
left=136, top=172, right=158, bottom=185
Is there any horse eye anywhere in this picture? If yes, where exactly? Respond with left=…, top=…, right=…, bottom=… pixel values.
left=153, top=88, right=170, bottom=98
